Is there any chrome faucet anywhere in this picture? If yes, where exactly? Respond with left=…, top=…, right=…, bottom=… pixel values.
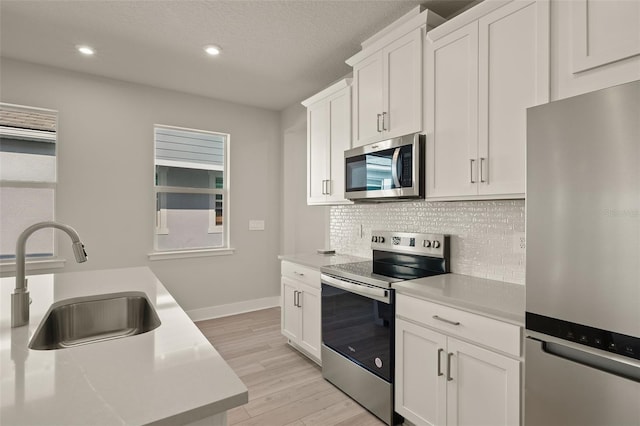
left=12, top=221, right=87, bottom=327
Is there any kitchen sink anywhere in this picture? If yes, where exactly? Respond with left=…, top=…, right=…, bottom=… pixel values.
left=29, top=291, right=161, bottom=350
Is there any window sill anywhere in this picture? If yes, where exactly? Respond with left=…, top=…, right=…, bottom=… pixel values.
left=0, top=258, right=67, bottom=278
left=148, top=248, right=235, bottom=261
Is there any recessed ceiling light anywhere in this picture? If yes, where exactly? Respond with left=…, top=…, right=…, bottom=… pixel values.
left=204, top=45, right=222, bottom=56
left=76, top=45, right=95, bottom=56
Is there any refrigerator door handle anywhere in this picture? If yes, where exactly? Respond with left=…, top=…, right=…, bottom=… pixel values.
left=527, top=336, right=640, bottom=382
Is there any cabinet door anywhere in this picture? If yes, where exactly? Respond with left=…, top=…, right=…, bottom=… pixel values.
left=307, top=102, right=329, bottom=204
left=281, top=277, right=300, bottom=342
left=552, top=0, right=640, bottom=100
left=298, top=284, right=321, bottom=360
left=426, top=22, right=479, bottom=198
left=326, top=88, right=351, bottom=204
left=571, top=0, right=640, bottom=74
left=395, top=318, right=447, bottom=426
left=446, top=338, right=520, bottom=426
left=478, top=0, right=549, bottom=196
left=352, top=52, right=384, bottom=147
left=383, top=27, right=424, bottom=139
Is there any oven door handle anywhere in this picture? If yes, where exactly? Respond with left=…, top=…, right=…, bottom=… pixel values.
left=321, top=274, right=391, bottom=304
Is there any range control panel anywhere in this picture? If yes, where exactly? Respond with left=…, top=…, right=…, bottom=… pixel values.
left=371, top=230, right=449, bottom=258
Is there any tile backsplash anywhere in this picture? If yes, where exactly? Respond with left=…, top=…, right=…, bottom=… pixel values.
left=330, top=200, right=526, bottom=285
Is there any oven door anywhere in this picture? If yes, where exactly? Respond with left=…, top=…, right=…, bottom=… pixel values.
left=321, top=274, right=394, bottom=382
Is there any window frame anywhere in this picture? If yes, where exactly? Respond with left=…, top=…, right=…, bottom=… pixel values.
left=150, top=124, right=231, bottom=258
left=0, top=103, right=62, bottom=274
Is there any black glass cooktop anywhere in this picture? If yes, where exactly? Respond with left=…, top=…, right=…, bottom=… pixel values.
left=321, top=251, right=449, bottom=289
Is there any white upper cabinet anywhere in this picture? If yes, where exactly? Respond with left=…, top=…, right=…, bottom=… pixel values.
left=477, top=0, right=549, bottom=196
left=351, top=52, right=384, bottom=146
left=347, top=7, right=445, bottom=148
left=551, top=0, right=640, bottom=100
left=302, top=79, right=352, bottom=205
left=426, top=0, right=549, bottom=200
left=426, top=22, right=479, bottom=198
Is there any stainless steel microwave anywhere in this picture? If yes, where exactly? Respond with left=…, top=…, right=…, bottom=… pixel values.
left=344, top=133, right=424, bottom=201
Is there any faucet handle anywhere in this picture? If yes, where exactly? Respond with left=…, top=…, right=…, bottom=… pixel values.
left=11, top=291, right=30, bottom=327
left=72, top=242, right=88, bottom=263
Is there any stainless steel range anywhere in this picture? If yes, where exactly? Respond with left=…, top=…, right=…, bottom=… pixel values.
left=320, top=231, right=449, bottom=425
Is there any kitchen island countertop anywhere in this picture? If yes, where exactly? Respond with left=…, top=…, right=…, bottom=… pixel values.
left=0, top=267, right=247, bottom=425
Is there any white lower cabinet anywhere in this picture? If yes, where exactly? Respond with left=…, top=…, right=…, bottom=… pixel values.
left=281, top=262, right=321, bottom=362
left=395, top=295, right=521, bottom=426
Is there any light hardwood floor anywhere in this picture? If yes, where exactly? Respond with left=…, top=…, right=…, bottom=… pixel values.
left=196, top=307, right=385, bottom=426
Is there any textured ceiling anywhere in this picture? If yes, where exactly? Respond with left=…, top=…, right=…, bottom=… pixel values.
left=0, top=0, right=474, bottom=111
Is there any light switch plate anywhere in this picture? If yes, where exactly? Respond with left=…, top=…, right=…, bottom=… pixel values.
left=249, top=220, right=265, bottom=231
left=513, top=232, right=526, bottom=254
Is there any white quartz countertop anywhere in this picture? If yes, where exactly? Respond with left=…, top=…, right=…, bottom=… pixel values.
left=393, top=274, right=525, bottom=325
left=278, top=253, right=368, bottom=270
left=0, top=267, right=247, bottom=425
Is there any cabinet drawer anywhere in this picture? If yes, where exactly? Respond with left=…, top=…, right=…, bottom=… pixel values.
left=281, top=261, right=321, bottom=289
left=397, top=294, right=521, bottom=357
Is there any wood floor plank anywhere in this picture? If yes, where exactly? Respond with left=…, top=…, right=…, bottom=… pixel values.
left=228, top=406, right=251, bottom=424
left=298, top=398, right=364, bottom=426
left=243, top=377, right=333, bottom=417
left=334, top=411, right=386, bottom=426
left=196, top=307, right=385, bottom=426
left=232, top=387, right=344, bottom=426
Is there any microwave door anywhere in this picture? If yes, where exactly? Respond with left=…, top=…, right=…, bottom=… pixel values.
left=391, top=148, right=401, bottom=188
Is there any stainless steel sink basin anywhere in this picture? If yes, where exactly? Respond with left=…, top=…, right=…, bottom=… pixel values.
left=29, top=291, right=161, bottom=350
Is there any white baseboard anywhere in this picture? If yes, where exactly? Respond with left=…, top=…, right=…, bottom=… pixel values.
left=186, top=296, right=281, bottom=322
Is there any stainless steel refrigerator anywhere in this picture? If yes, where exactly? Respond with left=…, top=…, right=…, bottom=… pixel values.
left=525, top=80, right=639, bottom=425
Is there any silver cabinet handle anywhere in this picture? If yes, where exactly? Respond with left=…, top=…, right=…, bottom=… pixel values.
left=297, top=291, right=302, bottom=308
left=322, top=180, right=327, bottom=195
left=293, top=290, right=298, bottom=307
left=447, top=352, right=454, bottom=381
left=437, top=348, right=444, bottom=377
left=376, top=114, right=382, bottom=132
left=294, top=271, right=305, bottom=277
left=326, top=180, right=331, bottom=195
left=382, top=112, right=388, bottom=131
left=480, top=157, right=487, bottom=183
left=433, top=315, right=460, bottom=326
left=470, top=159, right=476, bottom=183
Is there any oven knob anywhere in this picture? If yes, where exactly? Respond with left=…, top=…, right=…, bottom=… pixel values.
left=372, top=236, right=376, bottom=242
left=379, top=237, right=385, bottom=243
left=432, top=240, right=441, bottom=249
left=423, top=240, right=431, bottom=248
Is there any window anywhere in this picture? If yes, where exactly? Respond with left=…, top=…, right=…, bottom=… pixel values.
left=153, top=125, right=229, bottom=253
left=0, top=103, right=57, bottom=262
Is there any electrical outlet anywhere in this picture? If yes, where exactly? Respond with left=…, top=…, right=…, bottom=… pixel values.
left=249, top=220, right=265, bottom=231
left=513, top=232, right=526, bottom=254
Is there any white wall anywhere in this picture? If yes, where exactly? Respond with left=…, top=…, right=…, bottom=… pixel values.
left=280, top=102, right=328, bottom=255
left=0, top=58, right=282, bottom=313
